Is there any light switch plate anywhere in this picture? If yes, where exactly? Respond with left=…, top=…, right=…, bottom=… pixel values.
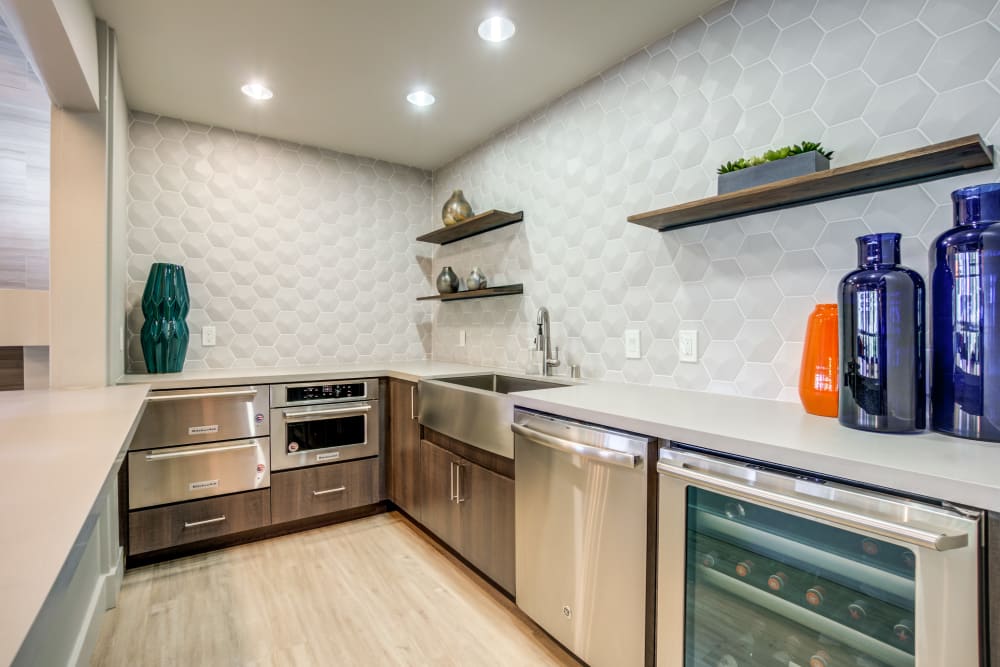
left=678, top=329, right=698, bottom=363
left=202, top=326, right=217, bottom=347
left=624, top=329, right=641, bottom=359
left=458, top=329, right=467, bottom=347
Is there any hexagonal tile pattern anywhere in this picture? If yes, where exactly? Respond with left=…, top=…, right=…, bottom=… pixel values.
left=122, top=0, right=1000, bottom=402
left=126, top=112, right=432, bottom=371
left=813, top=21, right=875, bottom=78
left=868, top=25, right=936, bottom=87
left=921, top=22, right=1000, bottom=92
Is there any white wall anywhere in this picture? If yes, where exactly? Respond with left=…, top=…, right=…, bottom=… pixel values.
left=430, top=0, right=1000, bottom=400
left=124, top=114, right=433, bottom=371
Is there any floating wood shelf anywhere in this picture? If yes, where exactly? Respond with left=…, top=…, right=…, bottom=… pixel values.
left=416, top=209, right=524, bottom=245
left=416, top=284, right=524, bottom=302
left=628, top=135, right=995, bottom=232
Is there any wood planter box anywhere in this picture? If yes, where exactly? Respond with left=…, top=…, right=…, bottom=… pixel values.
left=718, top=151, right=830, bottom=195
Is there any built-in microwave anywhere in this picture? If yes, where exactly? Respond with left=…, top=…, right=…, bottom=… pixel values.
left=269, top=379, right=381, bottom=470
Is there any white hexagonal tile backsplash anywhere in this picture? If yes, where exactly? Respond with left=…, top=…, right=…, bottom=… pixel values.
left=126, top=113, right=433, bottom=371
left=429, top=0, right=1000, bottom=398
left=125, top=0, right=1000, bottom=400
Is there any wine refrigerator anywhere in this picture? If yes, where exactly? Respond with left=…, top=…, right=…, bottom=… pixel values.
left=656, top=447, right=984, bottom=667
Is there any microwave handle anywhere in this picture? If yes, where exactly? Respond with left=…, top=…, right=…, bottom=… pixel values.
left=283, top=405, right=372, bottom=420
left=657, top=460, right=969, bottom=552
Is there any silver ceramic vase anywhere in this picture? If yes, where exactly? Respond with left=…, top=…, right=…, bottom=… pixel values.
left=436, top=266, right=459, bottom=294
left=467, top=267, right=487, bottom=291
left=441, top=190, right=473, bottom=227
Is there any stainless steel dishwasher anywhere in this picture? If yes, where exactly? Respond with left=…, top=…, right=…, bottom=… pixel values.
left=512, top=408, right=655, bottom=667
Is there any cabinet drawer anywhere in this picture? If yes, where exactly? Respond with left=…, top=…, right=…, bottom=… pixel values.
left=128, top=489, right=270, bottom=555
left=271, top=458, right=380, bottom=524
left=131, top=385, right=270, bottom=450
left=128, top=437, right=270, bottom=509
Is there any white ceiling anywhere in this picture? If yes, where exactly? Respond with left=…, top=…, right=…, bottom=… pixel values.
left=93, top=0, right=720, bottom=170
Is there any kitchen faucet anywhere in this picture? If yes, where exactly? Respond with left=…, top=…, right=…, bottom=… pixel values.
left=535, top=307, right=560, bottom=376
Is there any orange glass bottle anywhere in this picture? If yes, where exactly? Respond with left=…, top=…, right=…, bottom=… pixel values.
left=799, top=304, right=840, bottom=417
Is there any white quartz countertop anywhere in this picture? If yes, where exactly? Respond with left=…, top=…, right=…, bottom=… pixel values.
left=0, top=384, right=150, bottom=667
left=512, top=382, right=1000, bottom=513
left=119, top=360, right=1000, bottom=510
left=119, top=360, right=500, bottom=389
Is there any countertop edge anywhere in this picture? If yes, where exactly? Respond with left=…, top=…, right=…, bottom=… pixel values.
left=511, top=393, right=1000, bottom=513
left=1, top=384, right=150, bottom=667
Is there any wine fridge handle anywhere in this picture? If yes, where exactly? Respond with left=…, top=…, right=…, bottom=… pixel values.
left=656, top=460, right=969, bottom=552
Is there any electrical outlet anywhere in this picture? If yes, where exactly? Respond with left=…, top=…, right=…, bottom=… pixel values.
left=678, top=329, right=698, bottom=363
left=624, top=329, right=641, bottom=359
left=458, top=329, right=467, bottom=347
left=202, top=326, right=217, bottom=347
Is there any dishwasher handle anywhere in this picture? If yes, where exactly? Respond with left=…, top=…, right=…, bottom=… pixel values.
left=512, top=423, right=638, bottom=469
left=657, top=459, right=969, bottom=552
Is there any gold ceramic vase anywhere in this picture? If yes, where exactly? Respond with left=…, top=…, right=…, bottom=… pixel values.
left=441, top=189, right=473, bottom=226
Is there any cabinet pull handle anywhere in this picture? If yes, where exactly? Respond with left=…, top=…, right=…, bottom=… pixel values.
left=449, top=461, right=456, bottom=502
left=455, top=462, right=465, bottom=504
left=411, top=385, right=418, bottom=420
left=148, top=388, right=258, bottom=402
left=184, top=515, right=226, bottom=528
left=145, top=442, right=258, bottom=461
left=313, top=486, right=347, bottom=496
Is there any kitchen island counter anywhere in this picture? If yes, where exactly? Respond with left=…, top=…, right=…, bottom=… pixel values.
left=0, top=384, right=150, bottom=666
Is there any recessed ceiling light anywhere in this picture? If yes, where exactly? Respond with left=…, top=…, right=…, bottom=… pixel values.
left=478, top=16, right=515, bottom=42
left=241, top=82, right=273, bottom=100
left=407, top=90, right=435, bottom=107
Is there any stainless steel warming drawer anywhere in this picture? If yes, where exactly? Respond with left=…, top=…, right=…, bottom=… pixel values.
left=127, top=437, right=271, bottom=509
left=130, top=385, right=270, bottom=450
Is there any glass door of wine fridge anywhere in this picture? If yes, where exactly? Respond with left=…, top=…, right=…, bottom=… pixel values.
left=656, top=448, right=983, bottom=667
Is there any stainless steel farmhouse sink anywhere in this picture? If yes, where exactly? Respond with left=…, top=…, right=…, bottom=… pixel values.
left=434, top=373, right=567, bottom=394
left=418, top=373, right=571, bottom=458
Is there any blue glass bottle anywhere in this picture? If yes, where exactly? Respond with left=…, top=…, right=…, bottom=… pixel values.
left=931, top=183, right=1000, bottom=441
left=838, top=233, right=926, bottom=432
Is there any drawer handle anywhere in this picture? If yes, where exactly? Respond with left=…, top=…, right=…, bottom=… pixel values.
left=148, top=389, right=258, bottom=402
left=145, top=442, right=258, bottom=461
left=283, top=405, right=372, bottom=420
left=313, top=486, right=347, bottom=496
left=183, top=515, right=227, bottom=528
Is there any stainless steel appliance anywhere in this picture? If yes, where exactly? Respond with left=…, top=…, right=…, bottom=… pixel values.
left=128, top=438, right=270, bottom=509
left=420, top=373, right=567, bottom=458
left=657, top=447, right=983, bottom=667
left=128, top=385, right=271, bottom=510
left=270, top=379, right=381, bottom=470
left=130, top=385, right=270, bottom=450
left=512, top=408, right=655, bottom=667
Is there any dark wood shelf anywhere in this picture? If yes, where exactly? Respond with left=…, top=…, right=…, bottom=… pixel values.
left=416, top=284, right=524, bottom=302
left=416, top=209, right=524, bottom=245
left=628, top=135, right=995, bottom=232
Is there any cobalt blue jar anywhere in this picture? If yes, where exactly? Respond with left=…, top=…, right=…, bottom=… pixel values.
left=931, top=183, right=1000, bottom=441
left=838, top=233, right=926, bottom=432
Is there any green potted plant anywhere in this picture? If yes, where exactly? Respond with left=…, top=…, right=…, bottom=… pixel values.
left=717, top=141, right=834, bottom=195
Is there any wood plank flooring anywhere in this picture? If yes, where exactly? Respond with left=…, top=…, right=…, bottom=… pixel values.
left=91, top=512, right=577, bottom=666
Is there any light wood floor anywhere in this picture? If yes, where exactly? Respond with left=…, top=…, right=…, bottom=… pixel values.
left=92, top=512, right=577, bottom=666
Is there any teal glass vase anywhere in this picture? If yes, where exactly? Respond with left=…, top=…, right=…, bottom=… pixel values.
left=140, top=262, right=190, bottom=373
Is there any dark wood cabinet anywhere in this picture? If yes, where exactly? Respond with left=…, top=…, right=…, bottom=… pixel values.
left=271, top=458, right=380, bottom=524
left=418, top=438, right=462, bottom=545
left=418, top=436, right=515, bottom=594
left=127, top=489, right=271, bottom=555
left=388, top=379, right=422, bottom=518
left=457, top=459, right=515, bottom=593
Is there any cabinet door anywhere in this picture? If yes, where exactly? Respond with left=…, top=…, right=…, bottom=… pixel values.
left=419, top=439, right=461, bottom=549
left=456, top=460, right=515, bottom=593
left=388, top=379, right=422, bottom=518
left=271, top=458, right=380, bottom=524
